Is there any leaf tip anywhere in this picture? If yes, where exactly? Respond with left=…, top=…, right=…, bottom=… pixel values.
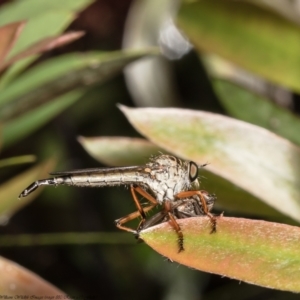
left=77, top=135, right=84, bottom=143
left=117, top=103, right=130, bottom=113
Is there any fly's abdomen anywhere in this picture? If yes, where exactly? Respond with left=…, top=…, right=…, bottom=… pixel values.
left=19, top=177, right=66, bottom=198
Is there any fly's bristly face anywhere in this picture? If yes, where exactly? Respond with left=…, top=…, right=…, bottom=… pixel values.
left=143, top=154, right=200, bottom=203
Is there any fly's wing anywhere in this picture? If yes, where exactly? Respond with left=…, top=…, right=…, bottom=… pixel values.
left=49, top=165, right=149, bottom=188
left=49, top=165, right=143, bottom=175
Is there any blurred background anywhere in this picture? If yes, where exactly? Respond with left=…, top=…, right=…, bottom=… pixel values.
left=1, top=0, right=300, bottom=299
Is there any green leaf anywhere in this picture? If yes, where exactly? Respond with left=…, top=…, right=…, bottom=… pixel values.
left=78, top=136, right=163, bottom=166
left=2, top=89, right=85, bottom=148
left=0, top=0, right=93, bottom=26
left=119, top=105, right=300, bottom=222
left=140, top=217, right=300, bottom=292
left=200, top=169, right=289, bottom=220
left=0, top=0, right=93, bottom=86
left=0, top=49, right=159, bottom=121
left=0, top=159, right=55, bottom=223
left=0, top=256, right=66, bottom=296
left=0, top=155, right=35, bottom=168
left=212, top=79, right=300, bottom=147
left=178, top=0, right=300, bottom=93
left=6, top=11, right=76, bottom=58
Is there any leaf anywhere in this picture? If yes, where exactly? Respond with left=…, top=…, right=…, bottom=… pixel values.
left=6, top=12, right=81, bottom=59
left=0, top=49, right=159, bottom=122
left=212, top=79, right=300, bottom=146
left=0, top=159, right=55, bottom=224
left=140, top=217, right=300, bottom=292
left=78, top=135, right=287, bottom=220
left=0, top=0, right=93, bottom=86
left=119, top=105, right=300, bottom=222
left=2, top=89, right=85, bottom=148
left=0, top=11, right=77, bottom=87
left=1, top=31, right=85, bottom=70
left=0, top=21, right=25, bottom=66
left=0, top=155, right=36, bottom=168
left=0, top=256, right=66, bottom=296
left=178, top=0, right=300, bottom=93
left=236, top=0, right=300, bottom=26
left=200, top=169, right=290, bottom=221
left=78, top=136, right=163, bottom=166
left=0, top=0, right=94, bottom=26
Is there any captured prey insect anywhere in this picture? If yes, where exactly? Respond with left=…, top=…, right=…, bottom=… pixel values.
left=19, top=154, right=217, bottom=252
left=140, top=191, right=216, bottom=230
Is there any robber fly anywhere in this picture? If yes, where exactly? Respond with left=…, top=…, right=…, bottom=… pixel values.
left=19, top=154, right=216, bottom=252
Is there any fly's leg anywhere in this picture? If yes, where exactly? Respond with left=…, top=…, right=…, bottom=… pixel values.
left=114, top=204, right=156, bottom=235
left=175, top=190, right=217, bottom=233
left=139, top=199, right=186, bottom=252
left=130, top=185, right=159, bottom=231
left=164, top=200, right=185, bottom=253
left=114, top=185, right=158, bottom=234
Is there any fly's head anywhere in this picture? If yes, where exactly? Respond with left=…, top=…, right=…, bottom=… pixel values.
left=145, top=154, right=201, bottom=203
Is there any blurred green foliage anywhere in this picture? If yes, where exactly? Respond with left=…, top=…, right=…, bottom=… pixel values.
left=1, top=0, right=300, bottom=299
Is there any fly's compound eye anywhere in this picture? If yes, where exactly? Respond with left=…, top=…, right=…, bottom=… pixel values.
left=188, top=161, right=198, bottom=182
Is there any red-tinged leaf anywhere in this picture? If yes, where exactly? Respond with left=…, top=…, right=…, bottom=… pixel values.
left=78, top=136, right=162, bottom=166
left=1, top=31, right=85, bottom=70
left=140, top=217, right=300, bottom=292
left=0, top=256, right=67, bottom=296
left=0, top=21, right=25, bottom=66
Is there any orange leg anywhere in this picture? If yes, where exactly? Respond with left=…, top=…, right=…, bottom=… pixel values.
left=175, top=190, right=217, bottom=233
left=115, top=204, right=157, bottom=234
left=164, top=200, right=185, bottom=253
left=114, top=185, right=159, bottom=234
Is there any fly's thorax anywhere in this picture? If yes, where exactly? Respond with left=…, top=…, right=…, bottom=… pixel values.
left=143, top=155, right=192, bottom=203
